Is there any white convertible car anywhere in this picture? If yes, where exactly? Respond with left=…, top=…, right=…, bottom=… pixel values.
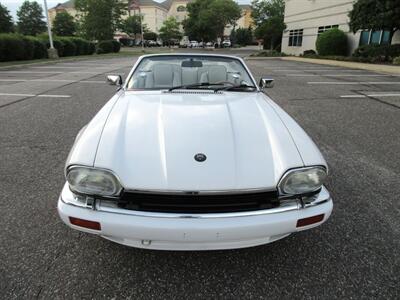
left=58, top=54, right=333, bottom=250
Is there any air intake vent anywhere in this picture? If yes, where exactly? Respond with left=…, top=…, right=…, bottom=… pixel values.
left=117, top=190, right=279, bottom=213
left=163, top=90, right=222, bottom=95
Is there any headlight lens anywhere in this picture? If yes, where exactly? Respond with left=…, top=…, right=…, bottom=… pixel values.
left=278, top=167, right=327, bottom=195
left=66, top=167, right=122, bottom=197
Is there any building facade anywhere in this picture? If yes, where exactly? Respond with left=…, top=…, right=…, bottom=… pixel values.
left=281, top=0, right=400, bottom=56
left=49, top=0, right=253, bottom=36
left=224, top=4, right=254, bottom=36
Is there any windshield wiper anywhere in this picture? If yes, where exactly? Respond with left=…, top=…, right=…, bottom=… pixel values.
left=168, top=82, right=216, bottom=91
left=214, top=84, right=257, bottom=92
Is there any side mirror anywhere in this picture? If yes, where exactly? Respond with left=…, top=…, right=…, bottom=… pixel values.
left=259, top=78, right=274, bottom=90
left=106, top=75, right=123, bottom=86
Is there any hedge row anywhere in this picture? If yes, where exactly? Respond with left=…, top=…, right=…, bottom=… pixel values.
left=39, top=35, right=96, bottom=57
left=0, top=34, right=47, bottom=62
left=301, top=43, right=400, bottom=64
left=0, top=34, right=96, bottom=62
left=96, top=40, right=121, bottom=54
left=353, top=44, right=400, bottom=63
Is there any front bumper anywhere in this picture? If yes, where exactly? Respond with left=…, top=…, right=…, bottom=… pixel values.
left=58, top=183, right=333, bottom=250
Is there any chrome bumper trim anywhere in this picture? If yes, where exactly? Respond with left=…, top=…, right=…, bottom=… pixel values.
left=60, top=184, right=331, bottom=219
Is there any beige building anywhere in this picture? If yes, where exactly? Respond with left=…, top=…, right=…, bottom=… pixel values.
left=224, top=4, right=255, bottom=36
left=49, top=0, right=253, bottom=36
left=48, top=0, right=77, bottom=23
left=281, top=0, right=400, bottom=56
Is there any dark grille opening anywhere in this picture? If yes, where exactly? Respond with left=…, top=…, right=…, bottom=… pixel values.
left=118, top=191, right=280, bottom=213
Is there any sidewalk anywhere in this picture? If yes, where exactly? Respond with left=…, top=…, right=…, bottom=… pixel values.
left=246, top=56, right=400, bottom=75
left=282, top=56, right=400, bottom=75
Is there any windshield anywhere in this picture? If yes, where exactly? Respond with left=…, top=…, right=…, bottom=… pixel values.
left=126, top=55, right=256, bottom=91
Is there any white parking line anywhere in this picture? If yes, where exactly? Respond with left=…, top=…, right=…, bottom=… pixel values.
left=288, top=74, right=398, bottom=77
left=0, top=93, right=71, bottom=98
left=0, top=71, right=63, bottom=74
left=341, top=93, right=400, bottom=98
left=0, top=71, right=98, bottom=74
left=0, top=79, right=27, bottom=82
left=32, top=66, right=119, bottom=69
left=308, top=81, right=400, bottom=85
left=274, top=69, right=364, bottom=72
left=0, top=79, right=104, bottom=83
left=37, top=94, right=71, bottom=98
left=367, top=93, right=400, bottom=97
left=340, top=95, right=367, bottom=98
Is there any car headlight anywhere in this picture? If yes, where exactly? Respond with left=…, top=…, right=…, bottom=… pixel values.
left=278, top=166, right=327, bottom=195
left=66, top=166, right=122, bottom=197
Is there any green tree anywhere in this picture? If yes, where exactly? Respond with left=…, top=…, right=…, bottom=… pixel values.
left=17, top=1, right=46, bottom=36
left=159, top=17, right=182, bottom=45
left=53, top=12, right=76, bottom=36
left=235, top=27, right=253, bottom=45
left=143, top=31, right=157, bottom=41
left=75, top=0, right=127, bottom=40
left=122, top=15, right=148, bottom=37
left=349, top=0, right=400, bottom=43
left=183, top=0, right=241, bottom=41
left=0, top=3, right=14, bottom=33
left=251, top=0, right=285, bottom=50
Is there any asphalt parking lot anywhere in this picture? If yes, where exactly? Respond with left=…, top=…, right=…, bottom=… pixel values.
left=1, top=50, right=399, bottom=299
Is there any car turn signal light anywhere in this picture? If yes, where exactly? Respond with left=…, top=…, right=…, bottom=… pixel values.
left=296, top=214, right=324, bottom=227
left=69, top=217, right=101, bottom=230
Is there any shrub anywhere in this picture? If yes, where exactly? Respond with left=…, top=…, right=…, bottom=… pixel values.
left=119, top=38, right=134, bottom=47
left=69, top=37, right=88, bottom=55
left=0, top=34, right=26, bottom=61
left=386, top=44, right=400, bottom=60
left=393, top=56, right=400, bottom=65
left=58, top=37, right=76, bottom=56
left=37, top=34, right=65, bottom=57
left=353, top=44, right=400, bottom=62
left=96, top=40, right=114, bottom=54
left=251, top=50, right=286, bottom=57
left=26, top=36, right=47, bottom=59
left=21, top=36, right=34, bottom=60
left=316, top=28, right=348, bottom=56
left=111, top=40, right=121, bottom=53
left=88, top=42, right=96, bottom=55
left=303, top=49, right=316, bottom=56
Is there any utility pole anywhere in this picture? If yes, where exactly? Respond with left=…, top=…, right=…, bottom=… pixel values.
left=43, top=0, right=58, bottom=58
left=139, top=7, right=144, bottom=51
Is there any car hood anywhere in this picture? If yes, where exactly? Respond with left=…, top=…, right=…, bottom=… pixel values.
left=92, top=91, right=307, bottom=192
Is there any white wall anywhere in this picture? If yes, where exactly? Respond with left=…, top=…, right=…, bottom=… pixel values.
left=282, top=0, right=359, bottom=55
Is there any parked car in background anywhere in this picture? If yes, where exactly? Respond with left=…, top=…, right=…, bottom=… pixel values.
left=58, top=54, right=333, bottom=251
left=189, top=41, right=199, bottom=48
left=205, top=42, right=214, bottom=48
left=147, top=40, right=158, bottom=47
left=222, top=39, right=232, bottom=48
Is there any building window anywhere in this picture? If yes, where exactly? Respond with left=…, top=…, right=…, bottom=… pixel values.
left=370, top=30, right=381, bottom=44
left=177, top=5, right=186, bottom=12
left=359, top=30, right=370, bottom=46
left=381, top=31, right=391, bottom=45
left=288, top=29, right=303, bottom=47
left=359, top=30, right=392, bottom=46
left=318, top=25, right=339, bottom=35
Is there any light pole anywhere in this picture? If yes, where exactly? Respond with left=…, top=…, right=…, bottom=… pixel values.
left=43, top=0, right=58, bottom=58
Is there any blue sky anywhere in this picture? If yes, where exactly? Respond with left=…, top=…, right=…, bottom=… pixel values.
left=2, top=0, right=251, bottom=20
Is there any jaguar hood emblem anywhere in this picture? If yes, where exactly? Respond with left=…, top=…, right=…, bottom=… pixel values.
left=194, top=153, right=207, bottom=162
